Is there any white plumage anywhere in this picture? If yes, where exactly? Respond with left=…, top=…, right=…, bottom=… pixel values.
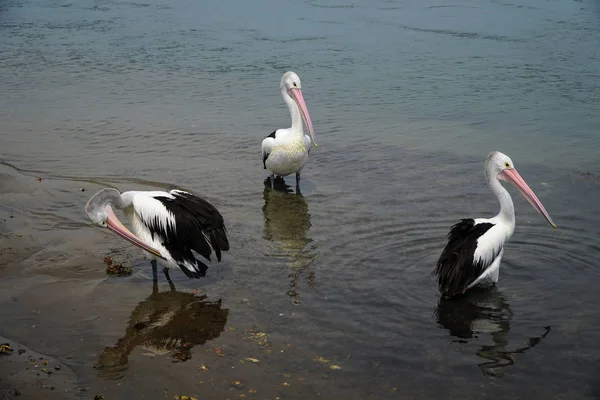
left=128, top=191, right=209, bottom=276
left=262, top=71, right=317, bottom=188
left=127, top=191, right=176, bottom=237
left=262, top=131, right=313, bottom=176
left=434, top=151, right=556, bottom=298
left=471, top=216, right=513, bottom=269
left=85, top=188, right=230, bottom=287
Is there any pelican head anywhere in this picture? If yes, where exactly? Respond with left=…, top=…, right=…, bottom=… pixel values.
left=485, top=151, right=557, bottom=228
left=85, top=188, right=121, bottom=227
left=85, top=188, right=163, bottom=258
left=280, top=71, right=317, bottom=148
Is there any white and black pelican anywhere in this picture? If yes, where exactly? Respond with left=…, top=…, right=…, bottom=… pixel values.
left=85, top=188, right=229, bottom=286
left=262, top=71, right=317, bottom=188
left=434, top=151, right=557, bottom=298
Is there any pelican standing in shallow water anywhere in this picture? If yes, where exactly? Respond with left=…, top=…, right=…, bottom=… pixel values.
left=85, top=188, right=229, bottom=287
left=434, top=151, right=557, bottom=299
left=262, top=71, right=317, bottom=188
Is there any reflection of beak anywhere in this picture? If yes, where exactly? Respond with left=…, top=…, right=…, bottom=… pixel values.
left=498, top=169, right=557, bottom=228
left=105, top=206, right=165, bottom=258
left=289, top=88, right=317, bottom=148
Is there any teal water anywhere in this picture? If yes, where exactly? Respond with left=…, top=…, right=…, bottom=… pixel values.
left=1, top=0, right=600, bottom=398
left=1, top=0, right=599, bottom=171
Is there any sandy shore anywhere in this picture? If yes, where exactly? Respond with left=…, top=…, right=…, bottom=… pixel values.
left=0, top=335, right=80, bottom=400
left=0, top=164, right=368, bottom=400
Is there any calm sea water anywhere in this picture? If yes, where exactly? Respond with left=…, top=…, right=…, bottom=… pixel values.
left=1, top=0, right=600, bottom=398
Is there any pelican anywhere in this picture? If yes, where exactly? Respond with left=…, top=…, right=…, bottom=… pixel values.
left=85, top=188, right=229, bottom=287
left=433, top=151, right=556, bottom=298
left=262, top=71, right=317, bottom=188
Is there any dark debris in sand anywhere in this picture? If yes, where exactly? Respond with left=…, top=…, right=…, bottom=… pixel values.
left=0, top=343, right=14, bottom=356
left=103, top=256, right=132, bottom=276
left=0, top=337, right=80, bottom=400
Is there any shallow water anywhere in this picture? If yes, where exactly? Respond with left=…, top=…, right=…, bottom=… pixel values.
left=1, top=0, right=600, bottom=398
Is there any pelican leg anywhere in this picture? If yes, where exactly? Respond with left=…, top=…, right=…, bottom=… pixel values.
left=269, top=174, right=275, bottom=189
left=163, top=267, right=176, bottom=291
left=151, top=260, right=158, bottom=282
left=295, top=171, right=301, bottom=186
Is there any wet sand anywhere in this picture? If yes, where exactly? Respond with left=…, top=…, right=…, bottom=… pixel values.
left=0, top=335, right=80, bottom=400
left=2, top=156, right=598, bottom=400
left=3, top=0, right=600, bottom=395
left=0, top=165, right=395, bottom=400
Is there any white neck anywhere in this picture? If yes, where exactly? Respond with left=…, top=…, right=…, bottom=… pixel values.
left=115, top=191, right=135, bottom=210
left=282, top=88, right=303, bottom=137
left=487, top=174, right=515, bottom=229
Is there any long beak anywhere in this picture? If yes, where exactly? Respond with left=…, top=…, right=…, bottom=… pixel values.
left=105, top=206, right=165, bottom=258
left=289, top=88, right=317, bottom=148
left=499, top=168, right=557, bottom=228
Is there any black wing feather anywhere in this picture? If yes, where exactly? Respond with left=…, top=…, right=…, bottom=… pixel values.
left=263, top=131, right=276, bottom=169
left=150, top=191, right=229, bottom=278
left=433, top=219, right=496, bottom=298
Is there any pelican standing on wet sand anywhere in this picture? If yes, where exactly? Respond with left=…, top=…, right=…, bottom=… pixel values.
left=262, top=71, right=318, bottom=188
left=85, top=188, right=229, bottom=288
left=434, top=151, right=557, bottom=299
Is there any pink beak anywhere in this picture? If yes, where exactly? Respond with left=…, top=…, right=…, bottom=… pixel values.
left=498, top=168, right=557, bottom=228
left=289, top=88, right=317, bottom=148
left=105, top=206, right=165, bottom=258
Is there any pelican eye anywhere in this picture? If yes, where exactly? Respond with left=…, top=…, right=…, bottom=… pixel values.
left=102, top=220, right=107, bottom=226
left=293, top=82, right=297, bottom=87
left=504, top=162, right=510, bottom=168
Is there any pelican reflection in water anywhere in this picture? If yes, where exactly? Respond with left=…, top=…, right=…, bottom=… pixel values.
left=435, top=287, right=551, bottom=378
left=96, top=284, right=228, bottom=379
left=263, top=177, right=318, bottom=303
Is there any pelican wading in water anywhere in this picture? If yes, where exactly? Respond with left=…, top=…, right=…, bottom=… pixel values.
left=262, top=71, right=317, bottom=188
left=85, top=188, right=229, bottom=287
left=433, top=151, right=557, bottom=298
